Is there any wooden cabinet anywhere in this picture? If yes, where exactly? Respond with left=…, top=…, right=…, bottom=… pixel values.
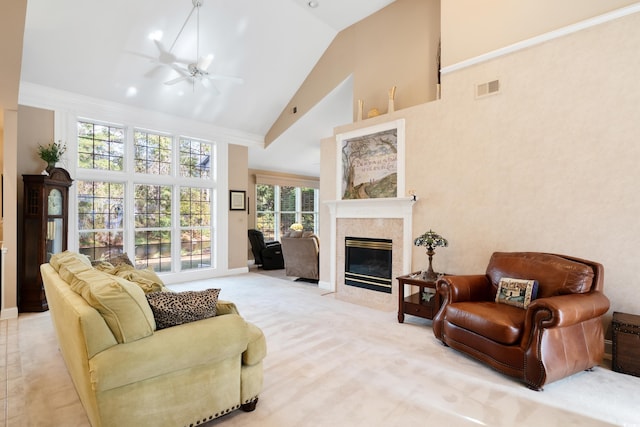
left=20, top=168, right=73, bottom=312
left=397, top=272, right=442, bottom=323
left=612, top=311, right=640, bottom=378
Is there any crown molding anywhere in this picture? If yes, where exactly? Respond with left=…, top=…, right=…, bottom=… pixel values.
left=18, top=81, right=264, bottom=148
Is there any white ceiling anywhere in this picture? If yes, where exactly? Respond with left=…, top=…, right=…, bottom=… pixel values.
left=20, top=0, right=396, bottom=177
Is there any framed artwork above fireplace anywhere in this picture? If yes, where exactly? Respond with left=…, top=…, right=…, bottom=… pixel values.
left=336, top=119, right=405, bottom=200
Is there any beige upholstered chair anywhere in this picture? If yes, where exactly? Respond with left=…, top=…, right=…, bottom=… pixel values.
left=281, top=232, right=319, bottom=281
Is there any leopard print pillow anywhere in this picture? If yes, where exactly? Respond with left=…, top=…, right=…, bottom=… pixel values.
left=146, top=289, right=221, bottom=330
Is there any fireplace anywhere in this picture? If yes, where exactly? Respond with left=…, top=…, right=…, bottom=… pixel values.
left=344, top=237, right=393, bottom=293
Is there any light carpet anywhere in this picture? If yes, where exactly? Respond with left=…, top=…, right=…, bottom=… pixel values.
left=11, top=272, right=640, bottom=427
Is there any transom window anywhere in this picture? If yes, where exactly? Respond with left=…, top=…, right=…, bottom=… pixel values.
left=180, top=138, right=211, bottom=178
left=78, top=121, right=124, bottom=171
left=134, top=130, right=172, bottom=175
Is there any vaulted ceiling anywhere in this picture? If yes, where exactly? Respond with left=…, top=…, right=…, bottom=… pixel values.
left=20, top=0, right=396, bottom=176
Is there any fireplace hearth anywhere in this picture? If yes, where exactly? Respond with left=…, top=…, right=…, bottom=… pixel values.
left=344, top=237, right=393, bottom=293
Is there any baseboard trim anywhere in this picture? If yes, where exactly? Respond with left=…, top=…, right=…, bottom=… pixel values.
left=318, top=280, right=332, bottom=291
left=0, top=307, right=18, bottom=320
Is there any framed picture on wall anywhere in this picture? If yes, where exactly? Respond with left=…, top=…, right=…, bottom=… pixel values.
left=336, top=119, right=405, bottom=200
left=229, top=190, right=246, bottom=211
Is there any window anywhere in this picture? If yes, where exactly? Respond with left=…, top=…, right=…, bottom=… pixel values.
left=75, top=119, right=216, bottom=274
left=256, top=184, right=275, bottom=241
left=77, top=181, right=125, bottom=261
left=255, top=183, right=318, bottom=240
left=180, top=187, right=212, bottom=270
left=78, top=121, right=124, bottom=171
left=180, top=138, right=211, bottom=178
left=134, top=130, right=172, bottom=175
left=134, top=184, right=172, bottom=272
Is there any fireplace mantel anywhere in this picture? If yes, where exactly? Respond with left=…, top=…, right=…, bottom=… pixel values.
left=325, top=197, right=415, bottom=219
left=323, top=197, right=416, bottom=294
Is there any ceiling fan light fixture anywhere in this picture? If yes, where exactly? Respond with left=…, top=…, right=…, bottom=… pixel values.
left=126, top=86, right=138, bottom=97
left=148, top=30, right=163, bottom=41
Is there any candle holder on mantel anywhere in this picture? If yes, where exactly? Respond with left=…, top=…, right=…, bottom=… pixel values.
left=413, top=230, right=448, bottom=282
left=388, top=85, right=396, bottom=114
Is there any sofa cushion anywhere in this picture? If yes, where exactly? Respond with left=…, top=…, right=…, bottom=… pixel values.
left=446, top=301, right=526, bottom=345
left=70, top=268, right=156, bottom=343
left=57, top=257, right=94, bottom=283
left=50, top=250, right=92, bottom=272
left=495, top=278, right=538, bottom=309
left=146, top=289, right=221, bottom=330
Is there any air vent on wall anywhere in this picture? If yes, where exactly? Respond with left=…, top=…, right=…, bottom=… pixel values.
left=476, top=79, right=500, bottom=98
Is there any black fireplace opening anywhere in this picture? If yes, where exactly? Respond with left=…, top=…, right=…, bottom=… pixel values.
left=344, top=237, right=392, bottom=293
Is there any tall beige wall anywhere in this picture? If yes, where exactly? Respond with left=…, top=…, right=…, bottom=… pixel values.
left=228, top=144, right=249, bottom=269
left=15, top=106, right=54, bottom=314
left=322, top=10, right=640, bottom=321
left=266, top=0, right=440, bottom=145
left=1, top=111, right=19, bottom=318
left=441, top=0, right=638, bottom=66
left=0, top=0, right=27, bottom=318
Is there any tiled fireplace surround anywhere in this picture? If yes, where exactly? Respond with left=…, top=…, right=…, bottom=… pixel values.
left=325, top=198, right=415, bottom=311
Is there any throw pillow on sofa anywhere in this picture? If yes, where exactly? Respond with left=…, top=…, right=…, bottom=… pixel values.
left=108, top=264, right=167, bottom=294
left=495, top=277, right=539, bottom=309
left=146, top=289, right=221, bottom=330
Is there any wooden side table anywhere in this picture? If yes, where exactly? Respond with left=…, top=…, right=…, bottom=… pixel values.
left=397, top=272, right=442, bottom=323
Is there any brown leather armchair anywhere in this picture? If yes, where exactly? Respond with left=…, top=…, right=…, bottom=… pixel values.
left=433, top=252, right=609, bottom=390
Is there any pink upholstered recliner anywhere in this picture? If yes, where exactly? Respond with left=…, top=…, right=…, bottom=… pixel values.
left=433, top=252, right=609, bottom=390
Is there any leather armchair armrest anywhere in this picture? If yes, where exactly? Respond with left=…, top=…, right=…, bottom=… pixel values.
left=526, top=291, right=610, bottom=329
left=437, top=275, right=493, bottom=303
left=433, top=275, right=493, bottom=340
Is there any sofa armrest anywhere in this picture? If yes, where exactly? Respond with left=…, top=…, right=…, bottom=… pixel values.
left=216, top=300, right=240, bottom=316
left=90, top=314, right=249, bottom=392
left=437, top=275, right=493, bottom=303
left=526, top=291, right=610, bottom=329
left=243, top=322, right=267, bottom=366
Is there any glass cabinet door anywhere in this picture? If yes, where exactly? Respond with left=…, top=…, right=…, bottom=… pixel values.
left=46, top=218, right=64, bottom=261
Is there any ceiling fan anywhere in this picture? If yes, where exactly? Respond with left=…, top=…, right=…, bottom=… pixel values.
left=134, top=0, right=242, bottom=90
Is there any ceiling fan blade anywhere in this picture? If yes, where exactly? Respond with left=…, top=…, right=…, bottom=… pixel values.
left=125, top=50, right=157, bottom=62
left=153, top=39, right=178, bottom=64
left=206, top=74, right=244, bottom=84
left=201, top=79, right=220, bottom=94
left=197, top=54, right=214, bottom=71
left=164, top=75, right=190, bottom=86
left=144, top=65, right=164, bottom=78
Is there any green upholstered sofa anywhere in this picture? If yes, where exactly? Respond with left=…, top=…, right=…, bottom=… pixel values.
left=41, top=251, right=266, bottom=427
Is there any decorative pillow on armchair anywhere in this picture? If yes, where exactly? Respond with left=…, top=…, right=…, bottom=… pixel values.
left=146, top=289, right=221, bottom=329
left=496, top=278, right=539, bottom=309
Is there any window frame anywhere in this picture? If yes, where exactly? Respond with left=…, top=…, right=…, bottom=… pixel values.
left=255, top=183, right=319, bottom=241
left=72, top=117, right=218, bottom=275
